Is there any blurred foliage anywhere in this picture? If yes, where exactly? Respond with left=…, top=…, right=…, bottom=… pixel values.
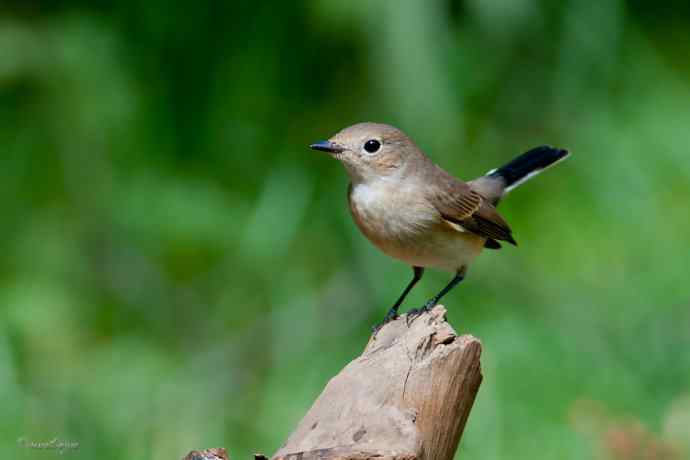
left=1, top=1, right=689, bottom=459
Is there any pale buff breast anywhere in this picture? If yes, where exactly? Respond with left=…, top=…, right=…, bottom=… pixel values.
left=348, top=180, right=485, bottom=272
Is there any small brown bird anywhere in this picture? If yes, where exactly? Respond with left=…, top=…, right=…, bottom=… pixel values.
left=310, top=122, right=569, bottom=329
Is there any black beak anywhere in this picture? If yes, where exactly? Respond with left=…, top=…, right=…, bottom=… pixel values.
left=309, top=140, right=344, bottom=154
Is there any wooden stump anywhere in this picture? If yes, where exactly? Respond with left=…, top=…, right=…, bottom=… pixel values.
left=182, top=448, right=229, bottom=460
left=181, top=306, right=482, bottom=460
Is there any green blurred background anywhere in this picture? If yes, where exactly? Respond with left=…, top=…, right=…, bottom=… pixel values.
left=2, top=1, right=690, bottom=459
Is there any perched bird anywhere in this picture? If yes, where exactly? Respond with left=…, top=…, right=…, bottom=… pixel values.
left=310, top=123, right=569, bottom=329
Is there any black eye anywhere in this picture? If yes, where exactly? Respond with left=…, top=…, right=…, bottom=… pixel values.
left=364, top=139, right=381, bottom=153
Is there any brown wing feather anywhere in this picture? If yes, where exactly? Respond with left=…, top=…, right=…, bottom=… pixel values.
left=432, top=179, right=483, bottom=220
left=431, top=173, right=517, bottom=246
left=460, top=203, right=517, bottom=245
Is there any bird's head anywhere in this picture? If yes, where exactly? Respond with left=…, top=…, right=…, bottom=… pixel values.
left=310, top=122, right=422, bottom=183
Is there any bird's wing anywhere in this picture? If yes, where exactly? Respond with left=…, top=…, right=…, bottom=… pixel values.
left=431, top=175, right=517, bottom=246
left=461, top=202, right=517, bottom=245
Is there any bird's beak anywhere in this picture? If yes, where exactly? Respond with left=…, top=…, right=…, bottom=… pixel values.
left=309, top=140, right=344, bottom=154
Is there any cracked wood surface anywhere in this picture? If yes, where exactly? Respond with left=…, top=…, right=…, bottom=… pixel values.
left=182, top=448, right=229, bottom=460
left=271, top=306, right=482, bottom=460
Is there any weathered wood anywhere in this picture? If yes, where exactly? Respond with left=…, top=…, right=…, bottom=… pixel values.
left=182, top=448, right=229, bottom=460
left=181, top=306, right=482, bottom=460
left=272, top=306, right=482, bottom=460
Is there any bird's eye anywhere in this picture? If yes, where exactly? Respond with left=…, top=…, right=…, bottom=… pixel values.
left=364, top=139, right=381, bottom=153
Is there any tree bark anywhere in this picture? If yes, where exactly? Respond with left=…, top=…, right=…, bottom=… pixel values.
left=181, top=306, right=482, bottom=460
left=272, top=305, right=482, bottom=460
left=182, top=448, right=229, bottom=460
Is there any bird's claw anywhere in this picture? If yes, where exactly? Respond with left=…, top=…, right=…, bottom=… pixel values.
left=405, top=299, right=437, bottom=326
left=371, top=309, right=399, bottom=334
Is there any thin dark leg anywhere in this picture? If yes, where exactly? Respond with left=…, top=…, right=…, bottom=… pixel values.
left=391, top=266, right=424, bottom=314
left=423, top=271, right=465, bottom=309
left=373, top=266, right=424, bottom=332
left=407, top=268, right=466, bottom=325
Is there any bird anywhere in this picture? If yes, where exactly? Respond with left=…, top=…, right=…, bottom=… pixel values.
left=310, top=122, right=570, bottom=330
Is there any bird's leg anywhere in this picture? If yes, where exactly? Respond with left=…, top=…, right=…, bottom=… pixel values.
left=424, top=271, right=465, bottom=309
left=407, top=268, right=466, bottom=325
left=372, top=266, right=424, bottom=332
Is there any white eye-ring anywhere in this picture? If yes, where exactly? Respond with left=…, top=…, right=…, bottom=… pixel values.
left=363, top=139, right=381, bottom=154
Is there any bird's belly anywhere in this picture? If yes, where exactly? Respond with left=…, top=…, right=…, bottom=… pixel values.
left=375, top=227, right=484, bottom=272
left=349, top=185, right=484, bottom=272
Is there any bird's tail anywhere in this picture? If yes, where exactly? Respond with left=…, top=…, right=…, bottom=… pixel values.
left=487, top=145, right=570, bottom=194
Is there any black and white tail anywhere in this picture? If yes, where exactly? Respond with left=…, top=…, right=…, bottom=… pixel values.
left=487, top=145, right=570, bottom=194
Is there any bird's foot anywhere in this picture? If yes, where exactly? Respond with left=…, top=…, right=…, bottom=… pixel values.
left=405, top=299, right=437, bottom=326
left=371, top=308, right=399, bottom=334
